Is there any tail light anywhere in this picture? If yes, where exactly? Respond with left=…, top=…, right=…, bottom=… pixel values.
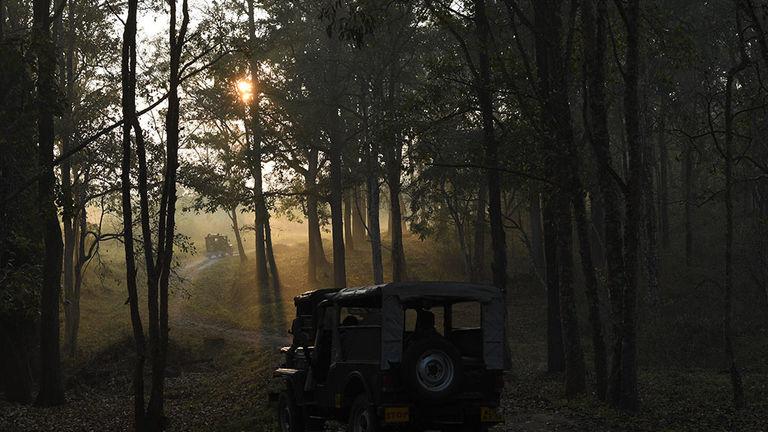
left=382, top=372, right=397, bottom=392
left=494, top=374, right=505, bottom=390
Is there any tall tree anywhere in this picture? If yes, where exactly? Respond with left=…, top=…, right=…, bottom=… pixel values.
left=474, top=0, right=508, bottom=298
left=722, top=29, right=748, bottom=409
left=119, top=0, right=148, bottom=426
left=580, top=0, right=611, bottom=399
left=530, top=0, right=586, bottom=395
left=364, top=76, right=384, bottom=284
left=247, top=0, right=270, bottom=288
left=1, top=1, right=39, bottom=405
left=613, top=0, right=642, bottom=410
left=326, top=33, right=347, bottom=288
left=33, top=0, right=65, bottom=407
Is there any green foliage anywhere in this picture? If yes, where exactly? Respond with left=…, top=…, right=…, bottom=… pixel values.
left=0, top=25, right=43, bottom=326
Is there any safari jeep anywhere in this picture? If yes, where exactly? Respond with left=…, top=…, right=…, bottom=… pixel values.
left=271, top=282, right=506, bottom=432
left=204, top=233, right=233, bottom=258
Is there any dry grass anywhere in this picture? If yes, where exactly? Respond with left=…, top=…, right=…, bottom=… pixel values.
left=2, top=232, right=767, bottom=431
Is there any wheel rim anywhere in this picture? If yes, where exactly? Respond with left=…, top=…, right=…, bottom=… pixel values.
left=355, top=407, right=371, bottom=432
left=279, top=400, right=292, bottom=432
left=416, top=349, right=454, bottom=392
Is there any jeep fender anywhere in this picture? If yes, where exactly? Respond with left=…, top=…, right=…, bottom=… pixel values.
left=283, top=376, right=304, bottom=405
left=341, top=372, right=370, bottom=409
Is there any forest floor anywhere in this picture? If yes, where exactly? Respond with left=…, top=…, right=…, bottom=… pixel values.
left=1, top=236, right=767, bottom=431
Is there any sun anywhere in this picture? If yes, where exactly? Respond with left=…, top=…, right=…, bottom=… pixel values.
left=236, top=79, right=254, bottom=103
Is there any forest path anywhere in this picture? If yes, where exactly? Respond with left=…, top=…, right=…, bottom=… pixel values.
left=169, top=252, right=291, bottom=347
left=167, top=253, right=578, bottom=432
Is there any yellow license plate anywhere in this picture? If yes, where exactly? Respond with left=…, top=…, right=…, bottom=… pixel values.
left=480, top=406, right=503, bottom=423
left=383, top=406, right=409, bottom=423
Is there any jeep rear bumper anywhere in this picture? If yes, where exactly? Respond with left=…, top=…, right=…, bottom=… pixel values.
left=377, top=402, right=503, bottom=429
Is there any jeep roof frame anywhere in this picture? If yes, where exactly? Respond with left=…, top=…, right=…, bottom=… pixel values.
left=293, top=282, right=506, bottom=371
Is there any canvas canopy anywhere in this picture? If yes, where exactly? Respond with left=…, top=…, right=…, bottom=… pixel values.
left=293, top=282, right=506, bottom=370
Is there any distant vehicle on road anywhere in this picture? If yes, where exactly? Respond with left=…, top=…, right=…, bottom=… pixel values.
left=271, top=282, right=506, bottom=432
left=204, top=233, right=233, bottom=258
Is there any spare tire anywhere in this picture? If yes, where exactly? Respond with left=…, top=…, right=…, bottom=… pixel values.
left=401, top=336, right=463, bottom=403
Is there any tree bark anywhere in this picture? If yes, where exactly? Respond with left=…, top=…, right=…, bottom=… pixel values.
left=33, top=0, right=65, bottom=407
left=344, top=191, right=354, bottom=252
left=657, top=116, right=670, bottom=248
left=353, top=186, right=367, bottom=244
left=366, top=78, right=384, bottom=284
left=583, top=0, right=630, bottom=406
left=475, top=0, right=507, bottom=298
left=306, top=146, right=328, bottom=282
left=529, top=189, right=546, bottom=287
left=229, top=207, right=247, bottom=263
left=616, top=0, right=642, bottom=410
left=723, top=52, right=746, bottom=410
left=471, top=185, right=487, bottom=282
left=643, top=101, right=660, bottom=305
left=61, top=0, right=77, bottom=359
left=557, top=194, right=587, bottom=396
left=144, top=1, right=189, bottom=428
left=544, top=201, right=565, bottom=373
left=385, top=71, right=407, bottom=283
left=72, top=195, right=87, bottom=356
left=264, top=214, right=280, bottom=289
left=327, top=35, right=346, bottom=288
left=120, top=0, right=148, bottom=425
left=574, top=187, right=608, bottom=399
left=590, top=187, right=607, bottom=269
left=387, top=159, right=406, bottom=282
left=247, top=0, right=269, bottom=289
left=532, top=0, right=585, bottom=393
left=684, top=138, right=694, bottom=267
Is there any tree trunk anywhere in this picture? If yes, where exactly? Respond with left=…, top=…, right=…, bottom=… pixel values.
left=366, top=78, right=384, bottom=285
left=306, top=146, right=328, bottom=283
left=120, top=0, right=148, bottom=425
left=657, top=116, right=670, bottom=248
left=590, top=188, right=607, bottom=269
left=247, top=0, right=269, bottom=289
left=353, top=186, right=367, bottom=244
left=330, top=138, right=346, bottom=288
left=557, top=194, right=586, bottom=397
left=475, top=0, right=507, bottom=301
left=684, top=138, right=694, bottom=267
left=71, top=196, right=87, bottom=356
left=574, top=188, right=608, bottom=399
left=307, top=196, right=326, bottom=280
left=145, top=2, right=189, bottom=428
left=723, top=54, right=746, bottom=410
left=447, top=194, right=472, bottom=279
left=230, top=207, right=247, bottom=263
left=617, top=0, right=642, bottom=410
left=61, top=0, right=77, bottom=359
left=367, top=165, right=384, bottom=285
left=387, top=166, right=406, bottom=282
left=471, top=185, right=487, bottom=282
left=61, top=154, right=76, bottom=361
left=582, top=0, right=630, bottom=406
left=385, top=71, right=407, bottom=283
left=544, top=201, right=565, bottom=373
left=33, top=0, right=65, bottom=407
left=529, top=189, right=546, bottom=287
left=643, top=115, right=660, bottom=306
left=532, top=0, right=585, bottom=393
left=344, top=191, right=354, bottom=252
left=327, top=36, right=346, bottom=288
left=264, top=214, right=280, bottom=289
